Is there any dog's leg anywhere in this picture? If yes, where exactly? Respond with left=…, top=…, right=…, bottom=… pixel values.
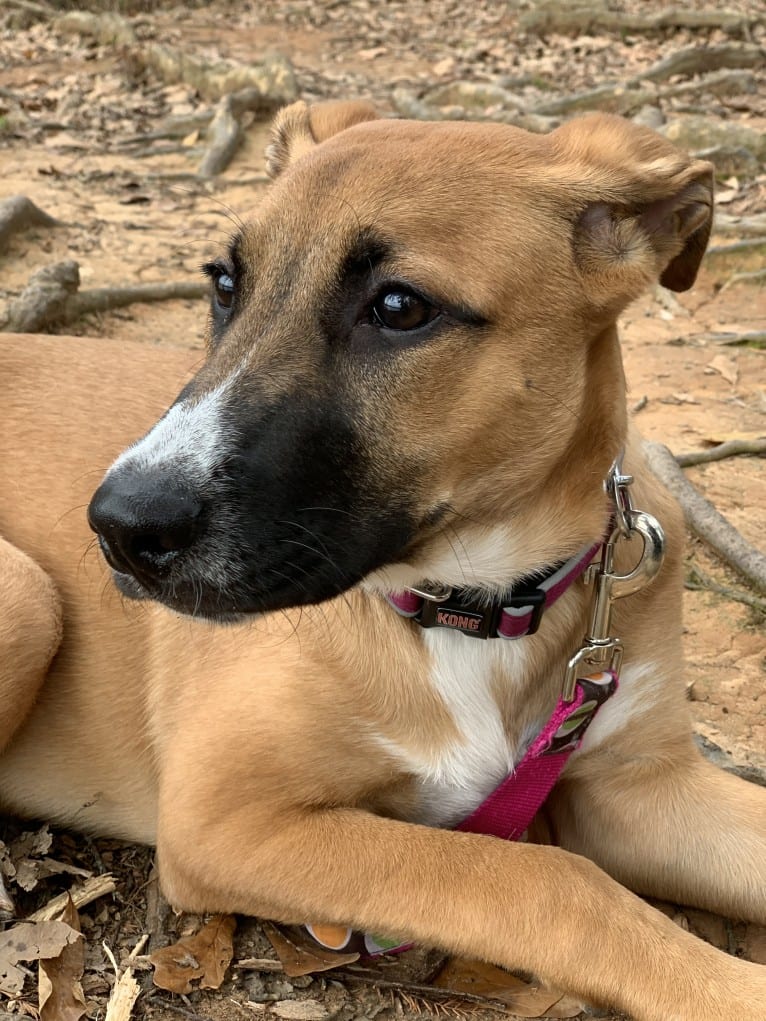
left=0, top=537, right=62, bottom=752
left=548, top=740, right=766, bottom=925
left=0, top=537, right=61, bottom=913
left=157, top=804, right=766, bottom=1021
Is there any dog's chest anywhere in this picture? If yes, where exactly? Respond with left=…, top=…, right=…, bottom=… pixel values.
left=380, top=633, right=533, bottom=829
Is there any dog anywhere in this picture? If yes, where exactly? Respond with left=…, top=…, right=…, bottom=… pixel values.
left=0, top=102, right=765, bottom=1020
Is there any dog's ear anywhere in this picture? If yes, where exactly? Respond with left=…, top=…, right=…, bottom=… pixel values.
left=556, top=115, right=714, bottom=305
left=266, top=100, right=379, bottom=178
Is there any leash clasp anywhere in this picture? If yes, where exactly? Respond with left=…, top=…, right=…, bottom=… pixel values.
left=562, top=461, right=665, bottom=701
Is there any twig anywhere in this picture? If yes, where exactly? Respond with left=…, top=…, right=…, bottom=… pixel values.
left=146, top=1000, right=213, bottom=1021
left=233, top=957, right=283, bottom=972
left=685, top=330, right=766, bottom=347
left=103, top=934, right=148, bottom=1021
left=29, top=873, right=116, bottom=922
left=685, top=564, right=766, bottom=614
left=643, top=441, right=766, bottom=595
left=0, top=195, right=60, bottom=251
left=336, top=967, right=517, bottom=1015
left=720, top=268, right=766, bottom=292
left=675, top=438, right=766, bottom=467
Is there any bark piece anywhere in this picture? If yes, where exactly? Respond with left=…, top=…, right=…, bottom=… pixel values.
left=643, top=441, right=766, bottom=595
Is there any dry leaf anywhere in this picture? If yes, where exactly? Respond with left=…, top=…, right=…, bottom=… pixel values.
left=0, top=919, right=81, bottom=996
left=705, top=354, right=738, bottom=385
left=182, top=129, right=200, bottom=146
left=272, top=1000, right=329, bottom=1020
left=433, top=957, right=574, bottom=1018
left=262, top=922, right=358, bottom=978
left=39, top=896, right=86, bottom=1021
left=150, top=914, right=235, bottom=994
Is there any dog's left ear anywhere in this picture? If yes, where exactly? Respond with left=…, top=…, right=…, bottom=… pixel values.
left=558, top=115, right=714, bottom=303
left=266, top=100, right=379, bottom=178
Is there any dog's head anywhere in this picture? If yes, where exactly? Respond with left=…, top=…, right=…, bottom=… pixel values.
left=88, top=103, right=712, bottom=619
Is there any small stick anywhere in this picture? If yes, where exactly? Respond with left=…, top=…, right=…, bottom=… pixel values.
left=336, top=968, right=520, bottom=1015
left=685, top=565, right=766, bottom=614
left=675, top=438, right=766, bottom=467
left=104, top=934, right=148, bottom=1021
left=644, top=441, right=766, bottom=595
left=29, top=873, right=116, bottom=922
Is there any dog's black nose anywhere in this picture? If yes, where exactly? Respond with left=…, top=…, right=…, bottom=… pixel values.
left=88, top=470, right=203, bottom=583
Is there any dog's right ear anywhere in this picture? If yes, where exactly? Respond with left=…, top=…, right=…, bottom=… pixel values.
left=266, top=100, right=379, bottom=179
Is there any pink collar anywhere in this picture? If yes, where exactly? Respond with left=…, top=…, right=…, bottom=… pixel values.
left=386, top=539, right=601, bottom=640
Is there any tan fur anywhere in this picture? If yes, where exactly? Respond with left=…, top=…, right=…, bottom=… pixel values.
left=0, top=105, right=764, bottom=1021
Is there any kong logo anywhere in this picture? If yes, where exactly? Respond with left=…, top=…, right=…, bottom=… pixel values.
left=435, top=609, right=484, bottom=632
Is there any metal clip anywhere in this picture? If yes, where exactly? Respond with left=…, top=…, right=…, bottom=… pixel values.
left=605, top=454, right=635, bottom=538
left=562, top=506, right=665, bottom=702
left=407, top=581, right=453, bottom=602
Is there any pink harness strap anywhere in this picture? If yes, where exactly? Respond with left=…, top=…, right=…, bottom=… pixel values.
left=458, top=671, right=617, bottom=840
left=301, top=670, right=617, bottom=959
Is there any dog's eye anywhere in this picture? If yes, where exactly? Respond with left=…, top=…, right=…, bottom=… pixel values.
left=372, top=289, right=435, bottom=331
left=214, top=272, right=235, bottom=310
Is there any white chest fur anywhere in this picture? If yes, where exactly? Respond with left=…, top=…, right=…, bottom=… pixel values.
left=379, top=630, right=531, bottom=829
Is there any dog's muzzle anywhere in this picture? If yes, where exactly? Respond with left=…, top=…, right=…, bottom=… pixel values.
left=88, top=467, right=204, bottom=589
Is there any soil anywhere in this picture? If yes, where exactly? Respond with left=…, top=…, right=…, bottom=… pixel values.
left=0, top=2, right=764, bottom=1020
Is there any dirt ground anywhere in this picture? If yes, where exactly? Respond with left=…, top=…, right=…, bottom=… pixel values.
left=0, top=2, right=764, bottom=1019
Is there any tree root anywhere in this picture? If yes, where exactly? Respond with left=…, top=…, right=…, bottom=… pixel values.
left=675, top=438, right=766, bottom=467
left=1, top=260, right=207, bottom=333
left=520, top=5, right=757, bottom=38
left=643, top=441, right=766, bottom=595
left=0, top=195, right=60, bottom=251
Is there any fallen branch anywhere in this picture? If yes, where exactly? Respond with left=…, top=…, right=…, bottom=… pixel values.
left=29, top=873, right=116, bottom=922
left=643, top=440, right=766, bottom=595
left=198, top=94, right=242, bottom=177
left=1, top=260, right=208, bottom=333
left=0, top=195, right=60, bottom=251
left=675, top=438, right=766, bottom=467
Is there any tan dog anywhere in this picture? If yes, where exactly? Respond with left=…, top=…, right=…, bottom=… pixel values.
left=1, top=103, right=765, bottom=1021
